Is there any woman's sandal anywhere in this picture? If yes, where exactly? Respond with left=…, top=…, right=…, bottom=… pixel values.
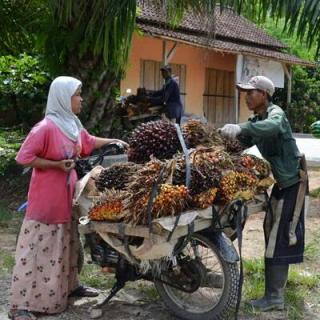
left=68, top=285, right=99, bottom=297
left=8, top=310, right=36, bottom=320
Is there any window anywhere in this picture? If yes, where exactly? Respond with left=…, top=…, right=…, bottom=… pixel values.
left=203, top=68, right=235, bottom=127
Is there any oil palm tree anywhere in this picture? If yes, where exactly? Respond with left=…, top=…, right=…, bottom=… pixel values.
left=1, top=0, right=320, bottom=132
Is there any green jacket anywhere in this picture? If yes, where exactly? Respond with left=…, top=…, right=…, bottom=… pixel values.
left=238, top=103, right=300, bottom=189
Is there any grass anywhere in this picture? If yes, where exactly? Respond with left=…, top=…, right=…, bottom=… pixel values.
left=242, top=259, right=320, bottom=319
left=310, top=187, right=320, bottom=198
left=305, top=236, right=320, bottom=262
left=0, top=203, right=12, bottom=224
left=0, top=249, right=15, bottom=275
left=79, top=264, right=114, bottom=290
left=242, top=232, right=320, bottom=320
left=0, top=201, right=24, bottom=235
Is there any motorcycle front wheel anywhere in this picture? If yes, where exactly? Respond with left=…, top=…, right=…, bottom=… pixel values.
left=155, top=233, right=239, bottom=320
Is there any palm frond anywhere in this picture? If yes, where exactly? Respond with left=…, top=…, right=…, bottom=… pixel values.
left=48, top=0, right=137, bottom=73
left=0, top=0, right=46, bottom=54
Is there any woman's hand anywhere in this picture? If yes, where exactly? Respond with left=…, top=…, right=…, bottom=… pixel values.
left=94, top=137, right=129, bottom=150
left=58, top=159, right=75, bottom=172
left=116, top=139, right=129, bottom=149
left=24, top=157, right=76, bottom=171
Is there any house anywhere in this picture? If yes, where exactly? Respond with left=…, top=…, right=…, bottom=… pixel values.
left=120, top=3, right=314, bottom=127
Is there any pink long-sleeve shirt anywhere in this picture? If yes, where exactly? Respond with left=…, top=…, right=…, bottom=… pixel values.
left=16, top=118, right=96, bottom=224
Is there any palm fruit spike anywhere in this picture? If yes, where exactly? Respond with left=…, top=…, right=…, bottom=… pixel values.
left=89, top=201, right=123, bottom=221
left=128, top=120, right=182, bottom=163
left=88, top=190, right=127, bottom=221
left=239, top=155, right=256, bottom=169
left=239, top=154, right=271, bottom=178
left=124, top=158, right=175, bottom=220
left=181, top=120, right=223, bottom=148
left=126, top=158, right=170, bottom=196
left=191, top=147, right=234, bottom=170
left=95, top=162, right=142, bottom=191
left=172, top=155, right=221, bottom=196
left=222, top=136, right=247, bottom=154
left=192, top=188, right=218, bottom=209
left=220, top=171, right=258, bottom=202
left=124, top=184, right=189, bottom=226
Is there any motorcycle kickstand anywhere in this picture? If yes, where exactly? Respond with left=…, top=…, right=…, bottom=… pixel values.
left=96, top=281, right=125, bottom=308
left=90, top=281, right=125, bottom=319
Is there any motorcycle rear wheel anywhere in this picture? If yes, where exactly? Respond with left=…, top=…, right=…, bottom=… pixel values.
left=155, top=233, right=239, bottom=320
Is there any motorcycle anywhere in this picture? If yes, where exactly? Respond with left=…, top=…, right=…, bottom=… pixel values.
left=75, top=145, right=266, bottom=320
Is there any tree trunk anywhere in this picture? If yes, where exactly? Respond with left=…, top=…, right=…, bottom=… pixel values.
left=65, top=53, right=122, bottom=137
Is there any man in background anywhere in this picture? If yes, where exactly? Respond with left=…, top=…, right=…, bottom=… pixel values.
left=148, top=65, right=183, bottom=124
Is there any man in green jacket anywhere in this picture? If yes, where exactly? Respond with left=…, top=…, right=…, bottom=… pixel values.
left=220, top=76, right=306, bottom=312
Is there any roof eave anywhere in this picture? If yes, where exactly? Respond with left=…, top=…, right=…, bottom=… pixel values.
left=139, top=29, right=316, bottom=68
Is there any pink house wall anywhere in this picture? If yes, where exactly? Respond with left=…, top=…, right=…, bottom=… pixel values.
left=121, top=34, right=237, bottom=116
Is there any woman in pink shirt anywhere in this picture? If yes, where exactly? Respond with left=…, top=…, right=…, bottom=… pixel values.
left=9, top=76, right=128, bottom=320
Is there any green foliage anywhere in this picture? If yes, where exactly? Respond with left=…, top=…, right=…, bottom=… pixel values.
left=0, top=54, right=51, bottom=126
left=287, top=66, right=320, bottom=132
left=79, top=264, right=114, bottom=289
left=0, top=249, right=15, bottom=274
left=259, top=17, right=319, bottom=133
left=261, top=17, right=316, bottom=61
left=0, top=128, right=25, bottom=175
left=0, top=203, right=12, bottom=223
left=43, top=0, right=137, bottom=74
left=310, top=187, right=320, bottom=198
left=0, top=0, right=47, bottom=55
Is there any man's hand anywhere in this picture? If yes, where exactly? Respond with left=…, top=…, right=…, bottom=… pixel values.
left=58, top=159, right=75, bottom=172
left=219, top=124, right=241, bottom=139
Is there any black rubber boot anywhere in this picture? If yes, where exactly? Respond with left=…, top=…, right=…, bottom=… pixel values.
left=250, top=263, right=289, bottom=311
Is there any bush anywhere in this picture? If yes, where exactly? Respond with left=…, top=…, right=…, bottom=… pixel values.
left=287, top=65, right=320, bottom=133
left=0, top=128, right=25, bottom=175
left=0, top=54, right=51, bottom=126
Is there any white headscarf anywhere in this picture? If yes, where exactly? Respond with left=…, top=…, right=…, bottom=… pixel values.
left=45, top=76, right=83, bottom=142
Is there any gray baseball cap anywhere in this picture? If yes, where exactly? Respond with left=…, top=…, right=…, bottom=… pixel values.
left=237, top=76, right=275, bottom=97
left=160, top=64, right=172, bottom=72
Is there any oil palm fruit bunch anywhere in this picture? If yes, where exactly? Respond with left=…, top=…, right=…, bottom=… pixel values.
left=190, top=165, right=221, bottom=196
left=124, top=184, right=189, bottom=225
left=220, top=171, right=258, bottom=202
left=239, top=154, right=255, bottom=169
left=124, top=159, right=174, bottom=215
left=192, top=187, right=218, bottom=209
left=172, top=156, right=189, bottom=186
left=192, top=147, right=234, bottom=171
left=239, top=154, right=271, bottom=178
left=88, top=190, right=127, bottom=221
left=95, top=162, right=142, bottom=191
left=181, top=120, right=223, bottom=148
left=222, top=136, right=246, bottom=154
left=126, top=158, right=170, bottom=196
left=311, top=120, right=320, bottom=138
left=172, top=155, right=221, bottom=196
left=128, top=120, right=181, bottom=163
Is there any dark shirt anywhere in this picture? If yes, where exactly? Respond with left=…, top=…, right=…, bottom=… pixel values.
left=149, top=76, right=183, bottom=120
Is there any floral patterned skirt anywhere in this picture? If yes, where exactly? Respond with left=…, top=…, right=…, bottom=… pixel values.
left=10, top=219, right=80, bottom=314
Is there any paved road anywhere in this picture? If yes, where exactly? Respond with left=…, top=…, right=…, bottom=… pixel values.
left=247, top=135, right=320, bottom=166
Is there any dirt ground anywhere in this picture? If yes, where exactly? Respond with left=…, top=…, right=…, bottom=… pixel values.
left=0, top=170, right=319, bottom=320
